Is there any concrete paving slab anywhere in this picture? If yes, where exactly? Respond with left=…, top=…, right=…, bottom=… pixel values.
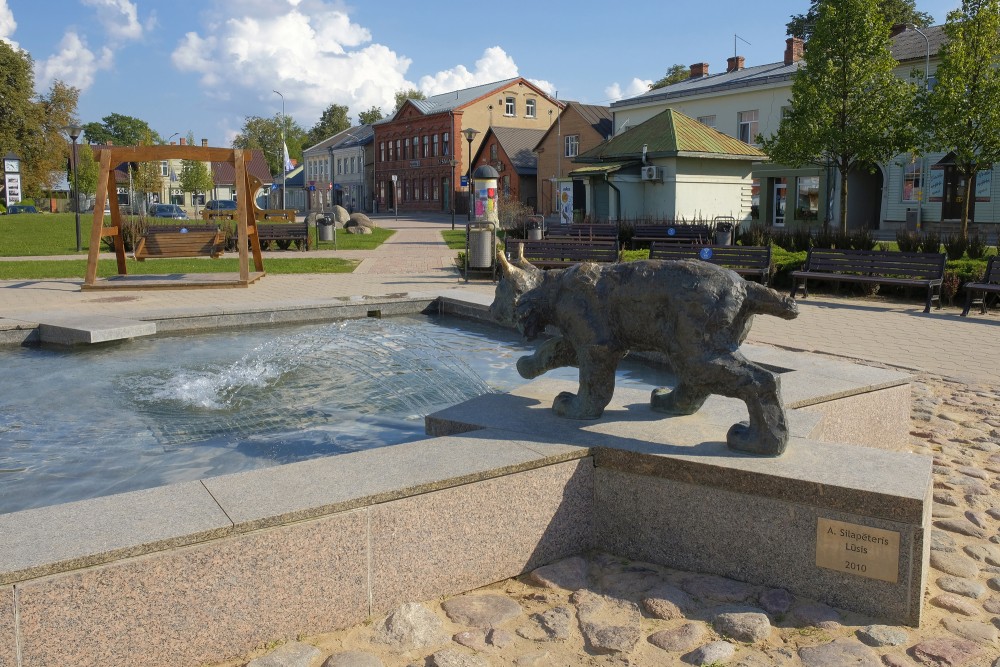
left=37, top=314, right=156, bottom=345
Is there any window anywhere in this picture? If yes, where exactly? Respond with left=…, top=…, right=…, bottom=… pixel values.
left=379, top=142, right=385, bottom=162
left=525, top=98, right=536, bottom=118
left=423, top=178, right=429, bottom=200
left=565, top=135, right=579, bottom=158
left=443, top=132, right=450, bottom=156
left=902, top=162, right=922, bottom=202
left=412, top=178, right=419, bottom=201
left=395, top=139, right=401, bottom=160
left=432, top=178, right=439, bottom=200
left=505, top=96, right=515, bottom=116
left=796, top=176, right=819, bottom=220
left=403, top=180, right=410, bottom=201
left=388, top=140, right=394, bottom=161
left=737, top=110, right=759, bottom=144
left=697, top=115, right=716, bottom=128
left=502, top=174, right=510, bottom=196
left=412, top=136, right=419, bottom=158
left=337, top=158, right=342, bottom=175
left=401, top=139, right=407, bottom=160
left=490, top=143, right=498, bottom=162
left=432, top=134, right=439, bottom=157
left=160, top=161, right=168, bottom=177
left=350, top=156, right=356, bottom=173
left=423, top=135, right=429, bottom=158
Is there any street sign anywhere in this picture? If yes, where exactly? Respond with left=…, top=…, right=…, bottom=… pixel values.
left=461, top=176, right=468, bottom=187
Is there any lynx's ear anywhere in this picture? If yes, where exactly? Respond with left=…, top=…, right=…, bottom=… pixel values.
left=497, top=244, right=542, bottom=292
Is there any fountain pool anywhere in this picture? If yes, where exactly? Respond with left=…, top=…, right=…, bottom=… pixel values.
left=0, top=315, right=672, bottom=515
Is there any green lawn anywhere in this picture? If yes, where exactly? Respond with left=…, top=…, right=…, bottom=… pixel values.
left=0, top=256, right=358, bottom=280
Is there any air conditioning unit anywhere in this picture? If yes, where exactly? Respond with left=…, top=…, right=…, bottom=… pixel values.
left=641, top=165, right=661, bottom=182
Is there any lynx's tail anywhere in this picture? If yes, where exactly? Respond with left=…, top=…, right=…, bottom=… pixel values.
left=745, top=281, right=799, bottom=320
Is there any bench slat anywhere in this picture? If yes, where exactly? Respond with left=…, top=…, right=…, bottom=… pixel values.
left=961, top=255, right=1000, bottom=316
left=509, top=239, right=618, bottom=269
left=649, top=243, right=771, bottom=283
left=134, top=228, right=225, bottom=261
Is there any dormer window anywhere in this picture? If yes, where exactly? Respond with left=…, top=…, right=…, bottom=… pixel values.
left=505, top=96, right=515, bottom=116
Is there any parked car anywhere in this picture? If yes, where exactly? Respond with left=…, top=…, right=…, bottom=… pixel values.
left=149, top=204, right=188, bottom=219
left=5, top=205, right=39, bottom=214
left=205, top=199, right=237, bottom=211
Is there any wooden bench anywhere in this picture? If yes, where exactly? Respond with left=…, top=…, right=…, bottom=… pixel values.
left=546, top=223, right=618, bottom=241
left=133, top=224, right=225, bottom=260
left=790, top=248, right=946, bottom=313
left=506, top=239, right=619, bottom=269
left=254, top=222, right=310, bottom=250
left=630, top=224, right=711, bottom=249
left=961, top=255, right=1000, bottom=316
left=649, top=243, right=772, bottom=284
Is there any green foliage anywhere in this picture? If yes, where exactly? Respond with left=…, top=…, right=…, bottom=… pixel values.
left=649, top=64, right=688, bottom=90
left=357, top=106, right=384, bottom=125
left=917, top=0, right=1000, bottom=238
left=306, top=103, right=351, bottom=147
left=394, top=88, right=426, bottom=111
left=895, top=229, right=921, bottom=251
left=233, top=114, right=307, bottom=176
left=180, top=159, right=214, bottom=207
left=737, top=221, right=771, bottom=246
left=0, top=257, right=358, bottom=281
left=944, top=233, right=969, bottom=260
left=787, top=0, right=931, bottom=39
left=762, top=0, right=915, bottom=232
left=82, top=113, right=158, bottom=147
left=967, top=232, right=988, bottom=259
left=920, top=231, right=942, bottom=253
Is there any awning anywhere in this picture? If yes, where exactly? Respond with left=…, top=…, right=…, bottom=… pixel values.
left=568, top=161, right=639, bottom=177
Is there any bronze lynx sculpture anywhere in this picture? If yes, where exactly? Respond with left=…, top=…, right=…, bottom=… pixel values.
left=490, top=249, right=799, bottom=456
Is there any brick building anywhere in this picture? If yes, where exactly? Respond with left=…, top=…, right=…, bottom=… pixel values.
left=471, top=126, right=546, bottom=210
left=373, top=77, right=562, bottom=214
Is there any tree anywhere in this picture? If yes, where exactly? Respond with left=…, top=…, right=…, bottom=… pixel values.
left=233, top=114, right=306, bottom=176
left=130, top=130, right=163, bottom=213
left=82, top=113, right=159, bottom=147
left=762, top=0, right=914, bottom=233
left=650, top=64, right=688, bottom=90
left=180, top=159, right=214, bottom=215
left=306, top=103, right=350, bottom=147
left=787, top=0, right=932, bottom=39
left=394, top=88, right=426, bottom=111
left=358, top=106, right=384, bottom=125
left=72, top=138, right=100, bottom=210
left=917, top=0, right=1000, bottom=238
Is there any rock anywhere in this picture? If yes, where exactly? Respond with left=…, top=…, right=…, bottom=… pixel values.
left=685, top=641, right=736, bottom=665
left=967, top=511, right=992, bottom=530
left=346, top=225, right=372, bottom=234
left=880, top=654, right=911, bottom=667
left=798, top=639, right=879, bottom=666
left=932, top=530, right=958, bottom=553
left=957, top=466, right=990, bottom=479
left=714, top=610, right=772, bottom=643
left=323, top=652, right=384, bottom=667
left=373, top=602, right=448, bottom=650
left=964, top=544, right=1000, bottom=564
left=937, top=576, right=988, bottom=599
left=247, top=641, right=323, bottom=667
left=934, top=492, right=959, bottom=506
left=647, top=622, right=705, bottom=652
left=348, top=212, right=374, bottom=228
left=909, top=637, right=983, bottom=665
left=984, top=597, right=1000, bottom=614
left=989, top=577, right=1000, bottom=591
left=789, top=602, right=841, bottom=628
left=442, top=594, right=521, bottom=628
left=430, top=648, right=489, bottom=667
left=513, top=652, right=551, bottom=666
left=597, top=567, right=662, bottom=600
left=930, top=593, right=981, bottom=616
left=487, top=628, right=514, bottom=648
left=331, top=205, right=349, bottom=224
left=573, top=590, right=641, bottom=654
left=641, top=583, right=695, bottom=620
left=453, top=630, right=489, bottom=652
left=682, top=574, right=756, bottom=603
left=931, top=551, right=980, bottom=578
left=856, top=625, right=909, bottom=647
left=529, top=556, right=589, bottom=591
left=758, top=588, right=793, bottom=615
left=941, top=616, right=999, bottom=644
left=515, top=606, right=572, bottom=642
left=934, top=518, right=987, bottom=538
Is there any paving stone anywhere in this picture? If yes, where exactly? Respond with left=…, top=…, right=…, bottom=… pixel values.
left=682, top=574, right=757, bottom=603
left=528, top=556, right=589, bottom=591
left=247, top=642, right=323, bottom=667
left=513, top=651, right=550, bottom=666
left=441, top=594, right=521, bottom=628
left=486, top=628, right=514, bottom=649
left=758, top=588, right=793, bottom=615
left=322, top=652, right=384, bottom=667
left=909, top=637, right=984, bottom=666
left=856, top=625, right=909, bottom=647
left=984, top=597, right=1000, bottom=614
left=932, top=530, right=958, bottom=553
left=789, top=601, right=842, bottom=629
left=957, top=466, right=991, bottom=480
left=937, top=576, right=988, bottom=599
left=880, top=653, right=913, bottom=667
left=929, top=593, right=981, bottom=616
left=966, top=511, right=992, bottom=530
left=714, top=610, right=772, bottom=643
left=798, top=639, right=879, bottom=667
left=373, top=602, right=448, bottom=650
left=931, top=551, right=980, bottom=578
left=647, top=622, right=705, bottom=653
left=934, top=492, right=959, bottom=506
left=935, top=518, right=988, bottom=538
left=596, top=567, right=662, bottom=601
left=941, top=617, right=999, bottom=645
left=573, top=591, right=641, bottom=654
left=452, top=630, right=489, bottom=652
left=516, top=605, right=573, bottom=643
left=963, top=544, right=1000, bottom=564
left=430, top=648, right=489, bottom=667
left=685, top=641, right=736, bottom=665
left=641, top=582, right=695, bottom=620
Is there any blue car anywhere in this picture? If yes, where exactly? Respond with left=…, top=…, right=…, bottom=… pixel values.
left=149, top=204, right=188, bottom=219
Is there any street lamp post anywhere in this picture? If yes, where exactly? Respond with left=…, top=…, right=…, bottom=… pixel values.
left=63, top=125, right=83, bottom=251
left=273, top=89, right=286, bottom=210
left=462, top=127, right=479, bottom=221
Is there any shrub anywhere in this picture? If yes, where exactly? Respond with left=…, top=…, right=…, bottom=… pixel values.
left=943, top=233, right=968, bottom=260
left=771, top=228, right=792, bottom=251
left=941, top=270, right=960, bottom=306
left=850, top=227, right=877, bottom=250
left=895, top=230, right=921, bottom=252
left=790, top=226, right=814, bottom=252
left=737, top=221, right=770, bottom=247
left=833, top=230, right=852, bottom=249
left=812, top=226, right=836, bottom=249
left=920, top=231, right=942, bottom=254
left=496, top=193, right=533, bottom=239
left=967, top=233, right=987, bottom=260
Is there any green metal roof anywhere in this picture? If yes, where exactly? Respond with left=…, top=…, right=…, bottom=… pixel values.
left=576, top=108, right=766, bottom=162
left=567, top=161, right=638, bottom=176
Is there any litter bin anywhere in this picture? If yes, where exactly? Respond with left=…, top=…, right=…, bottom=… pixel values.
left=318, top=215, right=334, bottom=241
left=468, top=226, right=493, bottom=268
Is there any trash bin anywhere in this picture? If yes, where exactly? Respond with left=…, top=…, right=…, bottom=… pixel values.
left=318, top=215, right=334, bottom=241
left=526, top=218, right=543, bottom=241
left=468, top=227, right=493, bottom=268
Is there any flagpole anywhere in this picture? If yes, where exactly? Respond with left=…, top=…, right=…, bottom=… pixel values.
left=273, top=90, right=285, bottom=210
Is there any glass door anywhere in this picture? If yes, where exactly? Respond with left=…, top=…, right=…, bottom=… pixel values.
left=773, top=179, right=787, bottom=227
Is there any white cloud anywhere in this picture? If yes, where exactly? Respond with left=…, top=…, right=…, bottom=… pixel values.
left=0, top=0, right=17, bottom=48
left=37, top=30, right=113, bottom=91
left=604, top=77, right=653, bottom=102
left=418, top=46, right=520, bottom=96
left=82, top=0, right=143, bottom=42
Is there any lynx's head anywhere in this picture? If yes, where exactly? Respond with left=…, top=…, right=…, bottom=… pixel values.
left=489, top=244, right=544, bottom=334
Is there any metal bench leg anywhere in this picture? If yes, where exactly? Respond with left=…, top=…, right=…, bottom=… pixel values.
left=961, top=288, right=974, bottom=317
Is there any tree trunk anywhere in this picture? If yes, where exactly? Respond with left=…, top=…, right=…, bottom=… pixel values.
left=839, top=166, right=850, bottom=234
left=960, top=169, right=975, bottom=240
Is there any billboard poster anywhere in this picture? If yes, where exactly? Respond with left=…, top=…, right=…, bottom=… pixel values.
left=559, top=182, right=573, bottom=225
left=928, top=166, right=945, bottom=202
left=975, top=169, right=992, bottom=202
left=5, top=174, right=21, bottom=207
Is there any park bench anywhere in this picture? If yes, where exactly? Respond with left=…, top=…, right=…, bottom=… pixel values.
left=961, top=255, right=1000, bottom=316
left=630, top=224, right=712, bottom=249
left=254, top=221, right=310, bottom=250
left=546, top=223, right=619, bottom=241
left=790, top=248, right=946, bottom=313
left=506, top=238, right=619, bottom=269
left=133, top=223, right=225, bottom=261
left=649, top=243, right=772, bottom=284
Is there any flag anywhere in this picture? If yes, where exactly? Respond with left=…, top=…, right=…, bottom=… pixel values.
left=283, top=142, right=293, bottom=173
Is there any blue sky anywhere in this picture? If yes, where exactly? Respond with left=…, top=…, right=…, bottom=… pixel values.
left=2, top=0, right=961, bottom=147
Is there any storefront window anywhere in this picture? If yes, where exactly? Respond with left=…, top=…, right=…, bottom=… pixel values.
left=902, top=162, right=922, bottom=202
left=796, top=176, right=819, bottom=220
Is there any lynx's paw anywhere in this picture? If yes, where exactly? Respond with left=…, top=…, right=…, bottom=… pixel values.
left=553, top=391, right=604, bottom=420
left=726, top=421, right=787, bottom=456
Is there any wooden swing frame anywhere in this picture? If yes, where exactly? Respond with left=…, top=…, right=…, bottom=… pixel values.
left=83, top=145, right=266, bottom=290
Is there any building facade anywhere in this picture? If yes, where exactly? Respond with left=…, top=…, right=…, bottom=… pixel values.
left=302, top=125, right=375, bottom=213
left=471, top=126, right=546, bottom=209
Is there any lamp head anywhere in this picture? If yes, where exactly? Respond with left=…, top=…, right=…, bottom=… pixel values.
left=63, top=125, right=83, bottom=142
left=463, top=127, right=479, bottom=142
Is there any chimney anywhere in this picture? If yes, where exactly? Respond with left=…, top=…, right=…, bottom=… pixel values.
left=890, top=23, right=908, bottom=37
left=179, top=137, right=187, bottom=146
left=784, top=37, right=804, bottom=65
left=170, top=141, right=176, bottom=145
left=689, top=62, right=709, bottom=78
left=201, top=138, right=208, bottom=147
left=726, top=56, right=745, bottom=73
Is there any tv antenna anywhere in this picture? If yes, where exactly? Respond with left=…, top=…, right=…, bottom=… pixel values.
left=735, top=34, right=751, bottom=59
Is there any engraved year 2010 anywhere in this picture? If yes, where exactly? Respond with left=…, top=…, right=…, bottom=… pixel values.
left=844, top=560, right=867, bottom=573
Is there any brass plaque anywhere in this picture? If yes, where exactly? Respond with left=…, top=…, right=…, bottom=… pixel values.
left=816, top=518, right=900, bottom=583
